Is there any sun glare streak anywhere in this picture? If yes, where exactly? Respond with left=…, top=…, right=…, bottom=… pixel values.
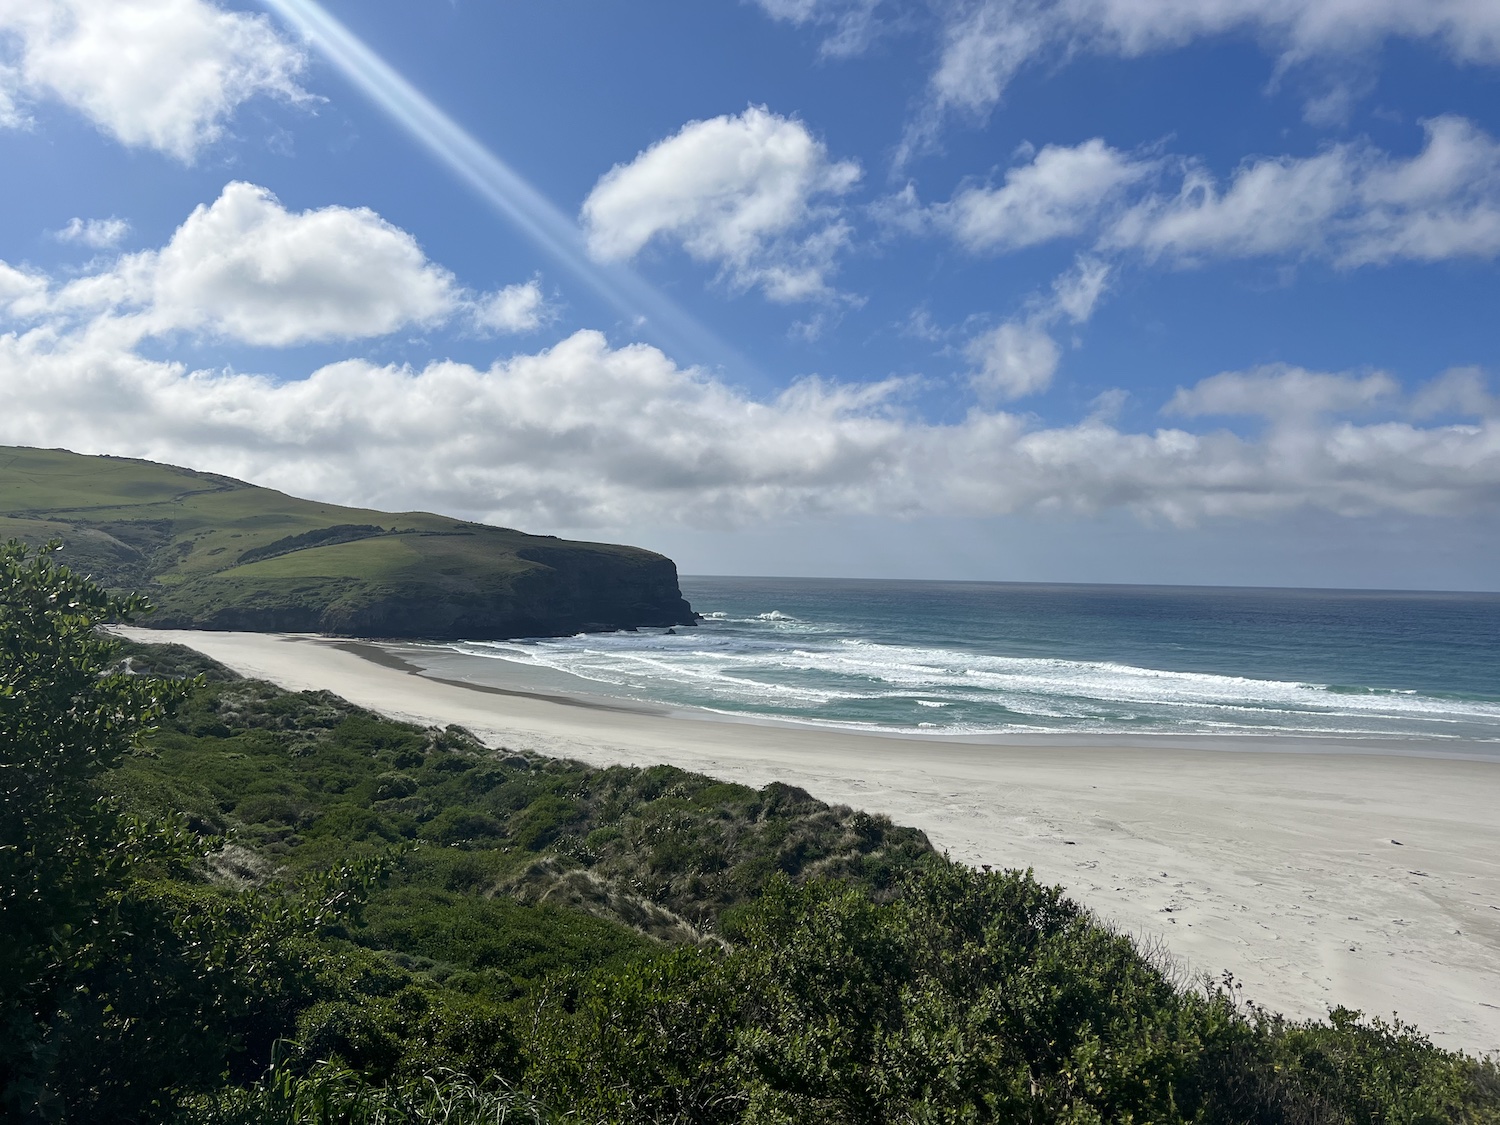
left=259, top=0, right=752, bottom=375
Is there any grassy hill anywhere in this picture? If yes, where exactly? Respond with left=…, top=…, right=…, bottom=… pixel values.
left=0, top=445, right=695, bottom=639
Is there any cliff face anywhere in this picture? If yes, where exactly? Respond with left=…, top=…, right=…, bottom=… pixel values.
left=149, top=547, right=696, bottom=639
left=0, top=446, right=697, bottom=641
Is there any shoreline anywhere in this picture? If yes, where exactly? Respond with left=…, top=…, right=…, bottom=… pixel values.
left=122, top=627, right=1500, bottom=1056
left=390, top=638, right=1500, bottom=761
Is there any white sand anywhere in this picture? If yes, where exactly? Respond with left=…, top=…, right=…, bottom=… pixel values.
left=126, top=628, right=1500, bottom=1056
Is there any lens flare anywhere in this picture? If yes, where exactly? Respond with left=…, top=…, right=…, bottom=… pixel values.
left=259, top=0, right=753, bottom=375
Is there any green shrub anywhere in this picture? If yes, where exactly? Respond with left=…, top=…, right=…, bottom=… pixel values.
left=180, top=1060, right=550, bottom=1125
left=375, top=772, right=419, bottom=801
left=426, top=807, right=506, bottom=845
left=508, top=795, right=582, bottom=851
left=21, top=617, right=1492, bottom=1124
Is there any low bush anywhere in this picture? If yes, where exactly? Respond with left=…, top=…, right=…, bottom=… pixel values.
left=6, top=545, right=1498, bottom=1122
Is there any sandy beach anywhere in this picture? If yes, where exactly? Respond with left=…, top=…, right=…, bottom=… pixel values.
left=125, top=627, right=1500, bottom=1056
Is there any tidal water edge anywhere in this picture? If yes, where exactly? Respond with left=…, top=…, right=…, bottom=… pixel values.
left=424, top=577, right=1500, bottom=744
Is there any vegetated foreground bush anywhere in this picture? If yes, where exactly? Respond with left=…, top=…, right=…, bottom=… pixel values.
left=3, top=540, right=1498, bottom=1124
left=184, top=1061, right=551, bottom=1125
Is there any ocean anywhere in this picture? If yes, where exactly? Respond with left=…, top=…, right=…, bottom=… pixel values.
left=435, top=577, right=1500, bottom=744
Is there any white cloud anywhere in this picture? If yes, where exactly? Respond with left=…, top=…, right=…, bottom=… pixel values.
left=0, top=322, right=1495, bottom=530
left=12, top=184, right=554, bottom=350
left=55, top=216, right=131, bottom=248
left=34, top=182, right=462, bottom=346
left=1167, top=365, right=1400, bottom=420
left=863, top=0, right=1500, bottom=153
left=967, top=321, right=1061, bottom=401
left=472, top=280, right=552, bottom=335
left=913, top=122, right=1498, bottom=416
left=1063, top=0, right=1500, bottom=66
left=751, top=0, right=886, bottom=57
left=904, top=118, right=1500, bottom=273
left=1300, top=75, right=1373, bottom=129
left=1049, top=255, right=1111, bottom=322
left=0, top=261, right=49, bottom=319
left=957, top=254, right=1109, bottom=402
left=3, top=188, right=1496, bottom=534
left=893, top=1, right=1051, bottom=164
left=0, top=68, right=20, bottom=128
left=1346, top=116, right=1500, bottom=265
left=0, top=0, right=305, bottom=160
left=1110, top=147, right=1354, bottom=262
left=581, top=106, right=862, bottom=303
left=754, top=0, right=825, bottom=17
left=1109, top=116, right=1500, bottom=266
left=930, top=1, right=1051, bottom=117
left=1411, top=367, right=1499, bottom=420
left=943, top=139, right=1153, bottom=252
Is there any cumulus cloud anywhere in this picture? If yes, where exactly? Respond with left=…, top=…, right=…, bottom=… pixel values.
left=1109, top=146, right=1353, bottom=262
left=1411, top=366, right=1500, bottom=420
left=55, top=216, right=130, bottom=248
left=957, top=254, right=1111, bottom=401
left=942, top=138, right=1154, bottom=252
left=1345, top=117, right=1500, bottom=265
left=472, top=280, right=553, bottom=335
left=10, top=184, right=551, bottom=350
left=24, top=182, right=469, bottom=346
left=905, top=0, right=1500, bottom=142
left=0, top=261, right=50, bottom=319
left=1110, top=116, right=1500, bottom=266
left=1066, top=0, right=1500, bottom=64
left=901, top=121, right=1499, bottom=410
left=2, top=183, right=1495, bottom=533
left=966, top=321, right=1061, bottom=401
left=910, top=119, right=1500, bottom=272
left=0, top=319, right=1495, bottom=530
left=1167, top=365, right=1400, bottom=420
left=0, top=0, right=305, bottom=160
left=581, top=106, right=862, bottom=303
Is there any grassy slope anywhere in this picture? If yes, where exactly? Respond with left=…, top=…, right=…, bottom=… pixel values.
left=0, top=446, right=694, bottom=638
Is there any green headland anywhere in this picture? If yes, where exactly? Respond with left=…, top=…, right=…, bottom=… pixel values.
left=0, top=445, right=695, bottom=639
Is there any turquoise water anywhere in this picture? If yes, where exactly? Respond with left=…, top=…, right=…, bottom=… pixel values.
left=445, top=577, right=1500, bottom=742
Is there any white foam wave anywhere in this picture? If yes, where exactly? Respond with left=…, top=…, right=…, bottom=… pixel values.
left=445, top=623, right=1500, bottom=739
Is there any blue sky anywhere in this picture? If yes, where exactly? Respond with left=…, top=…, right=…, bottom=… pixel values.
left=1, top=0, right=1498, bottom=588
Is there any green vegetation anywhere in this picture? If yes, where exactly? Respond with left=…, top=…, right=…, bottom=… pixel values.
left=188, top=1063, right=551, bottom=1125
left=0, top=446, right=695, bottom=639
left=5, top=542, right=1499, bottom=1123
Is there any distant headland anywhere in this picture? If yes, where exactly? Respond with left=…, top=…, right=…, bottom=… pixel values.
left=0, top=445, right=697, bottom=640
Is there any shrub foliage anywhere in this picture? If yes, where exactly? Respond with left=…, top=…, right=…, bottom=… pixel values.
left=3, top=540, right=1497, bottom=1123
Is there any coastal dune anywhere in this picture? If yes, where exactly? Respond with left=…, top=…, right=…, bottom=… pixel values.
left=126, top=628, right=1500, bottom=1056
